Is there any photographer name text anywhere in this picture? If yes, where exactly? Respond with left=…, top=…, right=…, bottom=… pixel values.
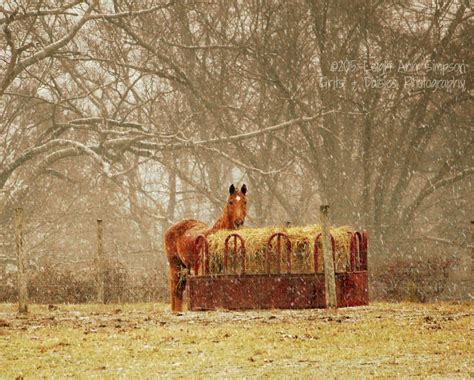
left=319, top=59, right=467, bottom=92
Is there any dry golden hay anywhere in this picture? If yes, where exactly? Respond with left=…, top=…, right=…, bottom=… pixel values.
left=206, top=225, right=353, bottom=274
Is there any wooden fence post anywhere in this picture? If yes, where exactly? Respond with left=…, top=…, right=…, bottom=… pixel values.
left=320, top=205, right=337, bottom=309
left=471, top=221, right=473, bottom=286
left=15, top=207, right=28, bottom=314
left=97, top=219, right=105, bottom=304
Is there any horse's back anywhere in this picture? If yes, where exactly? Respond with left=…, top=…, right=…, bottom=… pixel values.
left=164, top=219, right=208, bottom=261
left=165, top=219, right=207, bottom=241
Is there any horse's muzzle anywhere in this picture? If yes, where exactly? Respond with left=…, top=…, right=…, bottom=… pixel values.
left=234, top=219, right=244, bottom=228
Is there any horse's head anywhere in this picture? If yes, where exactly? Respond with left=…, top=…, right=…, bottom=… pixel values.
left=226, top=184, right=247, bottom=228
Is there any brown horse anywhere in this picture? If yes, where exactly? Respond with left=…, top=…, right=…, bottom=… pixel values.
left=164, top=184, right=247, bottom=312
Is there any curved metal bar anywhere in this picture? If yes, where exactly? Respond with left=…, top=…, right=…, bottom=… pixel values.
left=361, top=230, right=368, bottom=271
left=313, top=233, right=322, bottom=273
left=194, top=234, right=209, bottom=275
left=353, top=231, right=362, bottom=271
left=267, top=232, right=292, bottom=273
left=348, top=231, right=356, bottom=272
left=224, top=233, right=246, bottom=275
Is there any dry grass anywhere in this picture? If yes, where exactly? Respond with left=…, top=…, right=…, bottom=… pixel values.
left=0, top=302, right=472, bottom=378
left=207, top=225, right=352, bottom=274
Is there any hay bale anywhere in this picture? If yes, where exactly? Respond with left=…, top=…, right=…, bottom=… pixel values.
left=206, top=225, right=352, bottom=274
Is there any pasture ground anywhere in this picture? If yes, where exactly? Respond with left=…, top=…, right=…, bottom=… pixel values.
left=0, top=302, right=472, bottom=379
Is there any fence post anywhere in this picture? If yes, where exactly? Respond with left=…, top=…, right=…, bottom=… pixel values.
left=15, top=207, right=28, bottom=314
left=471, top=221, right=473, bottom=288
left=96, top=219, right=105, bottom=304
left=320, top=205, right=337, bottom=309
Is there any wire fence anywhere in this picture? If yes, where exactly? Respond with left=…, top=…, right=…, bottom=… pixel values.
left=0, top=212, right=171, bottom=306
left=0, top=210, right=472, bottom=309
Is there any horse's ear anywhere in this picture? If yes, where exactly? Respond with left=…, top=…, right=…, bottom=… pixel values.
left=229, top=184, right=236, bottom=194
left=241, top=184, right=247, bottom=195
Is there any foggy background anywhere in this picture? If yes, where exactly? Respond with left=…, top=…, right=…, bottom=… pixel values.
left=0, top=0, right=472, bottom=303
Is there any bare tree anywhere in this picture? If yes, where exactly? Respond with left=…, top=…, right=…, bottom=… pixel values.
left=0, top=0, right=471, bottom=299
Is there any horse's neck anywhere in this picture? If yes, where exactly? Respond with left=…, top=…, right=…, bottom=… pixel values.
left=208, top=214, right=233, bottom=233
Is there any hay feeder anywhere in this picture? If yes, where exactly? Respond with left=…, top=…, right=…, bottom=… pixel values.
left=186, top=227, right=368, bottom=310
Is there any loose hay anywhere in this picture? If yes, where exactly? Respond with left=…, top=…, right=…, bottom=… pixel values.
left=206, top=225, right=352, bottom=274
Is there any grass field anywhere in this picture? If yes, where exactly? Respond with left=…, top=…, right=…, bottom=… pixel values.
left=0, top=302, right=472, bottom=379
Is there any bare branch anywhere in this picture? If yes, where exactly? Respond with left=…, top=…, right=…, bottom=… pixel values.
left=402, top=167, right=474, bottom=222
left=0, top=1, right=83, bottom=25
left=0, top=0, right=98, bottom=95
left=88, top=2, right=174, bottom=20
